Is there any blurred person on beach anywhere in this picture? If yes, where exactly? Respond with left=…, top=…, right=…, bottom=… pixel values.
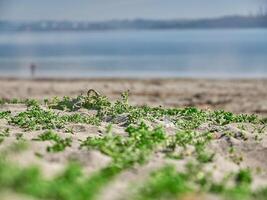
left=30, top=63, right=37, bottom=78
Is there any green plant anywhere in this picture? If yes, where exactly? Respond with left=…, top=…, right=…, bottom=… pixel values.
left=81, top=122, right=166, bottom=169
left=34, top=130, right=72, bottom=152
left=0, top=91, right=266, bottom=200
left=136, top=165, right=191, bottom=200
left=0, top=111, right=11, bottom=119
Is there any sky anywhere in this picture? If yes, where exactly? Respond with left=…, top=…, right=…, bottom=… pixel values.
left=0, top=0, right=266, bottom=21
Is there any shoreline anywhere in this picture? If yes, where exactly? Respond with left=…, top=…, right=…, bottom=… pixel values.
left=1, top=76, right=267, bottom=81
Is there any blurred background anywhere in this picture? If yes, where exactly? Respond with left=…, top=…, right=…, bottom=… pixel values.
left=0, top=0, right=267, bottom=78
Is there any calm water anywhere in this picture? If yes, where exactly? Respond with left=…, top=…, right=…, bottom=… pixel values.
left=0, top=29, right=266, bottom=78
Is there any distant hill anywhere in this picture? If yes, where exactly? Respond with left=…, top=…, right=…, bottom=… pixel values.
left=0, top=14, right=267, bottom=32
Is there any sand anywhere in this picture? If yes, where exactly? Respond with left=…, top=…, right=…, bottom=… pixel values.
left=0, top=78, right=267, bottom=200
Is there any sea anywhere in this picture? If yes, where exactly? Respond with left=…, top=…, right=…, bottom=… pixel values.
left=0, top=29, right=266, bottom=78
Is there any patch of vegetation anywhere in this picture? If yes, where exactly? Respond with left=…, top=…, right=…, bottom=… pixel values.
left=135, top=165, right=192, bottom=200
left=8, top=140, right=29, bottom=153
left=165, top=130, right=214, bottom=163
left=0, top=98, right=20, bottom=105
left=211, top=110, right=259, bottom=126
left=0, top=159, right=120, bottom=200
left=47, top=90, right=111, bottom=112
left=0, top=98, right=40, bottom=106
left=81, top=122, right=166, bottom=169
left=45, top=90, right=263, bottom=130
left=34, top=130, right=72, bottom=152
left=10, top=105, right=66, bottom=130
left=0, top=128, right=10, bottom=144
left=0, top=91, right=266, bottom=200
left=3, top=90, right=266, bottom=133
left=61, top=113, right=100, bottom=126
left=0, top=128, right=10, bottom=137
left=9, top=105, right=99, bottom=130
left=135, top=164, right=256, bottom=200
left=0, top=111, right=11, bottom=119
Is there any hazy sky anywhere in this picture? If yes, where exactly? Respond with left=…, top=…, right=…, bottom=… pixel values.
left=0, top=0, right=266, bottom=21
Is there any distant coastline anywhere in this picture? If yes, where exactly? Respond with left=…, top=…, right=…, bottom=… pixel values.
left=1, top=14, right=267, bottom=32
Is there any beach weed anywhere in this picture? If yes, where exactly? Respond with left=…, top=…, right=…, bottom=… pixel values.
left=0, top=91, right=266, bottom=200
left=81, top=122, right=166, bottom=169
left=34, top=130, right=72, bottom=152
left=10, top=105, right=99, bottom=130
left=0, top=111, right=11, bottom=119
left=136, top=165, right=191, bottom=200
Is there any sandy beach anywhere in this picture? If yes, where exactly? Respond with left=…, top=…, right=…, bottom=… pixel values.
left=1, top=0, right=267, bottom=199
left=0, top=78, right=267, bottom=115
left=0, top=78, right=267, bottom=200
